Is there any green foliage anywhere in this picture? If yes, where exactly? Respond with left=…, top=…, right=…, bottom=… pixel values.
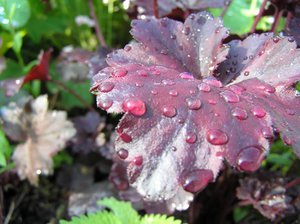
left=53, top=150, right=73, bottom=169
left=60, top=198, right=182, bottom=224
left=0, top=0, right=31, bottom=30
left=0, top=127, right=12, bottom=167
left=210, top=0, right=285, bottom=35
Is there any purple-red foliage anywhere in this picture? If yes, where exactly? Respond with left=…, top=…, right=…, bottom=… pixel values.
left=90, top=12, right=300, bottom=210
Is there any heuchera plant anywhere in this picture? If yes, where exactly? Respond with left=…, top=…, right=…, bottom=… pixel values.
left=90, top=11, right=300, bottom=211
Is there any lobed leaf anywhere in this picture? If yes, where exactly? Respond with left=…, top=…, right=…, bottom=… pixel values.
left=91, top=12, right=300, bottom=210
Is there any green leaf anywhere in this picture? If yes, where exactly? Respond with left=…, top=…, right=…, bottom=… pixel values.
left=12, top=30, right=23, bottom=54
left=0, top=128, right=12, bottom=167
left=140, top=214, right=182, bottom=224
left=0, top=59, right=23, bottom=80
left=60, top=210, right=122, bottom=224
left=98, top=197, right=140, bottom=224
left=53, top=150, right=73, bottom=169
left=0, top=0, right=31, bottom=30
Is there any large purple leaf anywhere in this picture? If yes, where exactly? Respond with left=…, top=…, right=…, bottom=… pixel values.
left=91, top=12, right=300, bottom=209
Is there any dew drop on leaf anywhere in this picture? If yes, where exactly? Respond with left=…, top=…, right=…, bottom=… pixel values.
left=206, top=129, right=229, bottom=145
left=232, top=107, right=248, bottom=120
left=237, top=146, right=264, bottom=172
left=182, top=169, right=213, bottom=193
left=162, top=106, right=177, bottom=117
left=117, top=148, right=129, bottom=160
left=122, top=99, right=146, bottom=116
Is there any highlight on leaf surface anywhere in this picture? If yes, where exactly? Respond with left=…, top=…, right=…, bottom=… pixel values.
left=90, top=11, right=300, bottom=211
left=0, top=95, right=76, bottom=185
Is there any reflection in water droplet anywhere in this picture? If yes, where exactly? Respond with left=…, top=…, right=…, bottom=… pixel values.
left=252, top=107, right=266, bottom=118
left=186, top=132, right=197, bottom=144
left=169, top=90, right=178, bottom=96
left=261, top=127, right=273, bottom=139
left=186, top=98, right=202, bottom=110
left=198, top=83, right=211, bottom=92
left=162, top=106, right=177, bottom=117
left=122, top=99, right=146, bottom=116
left=179, top=72, right=194, bottom=80
left=133, top=156, right=143, bottom=166
left=220, top=90, right=240, bottom=103
left=119, top=133, right=132, bottom=143
left=237, top=146, right=264, bottom=172
left=207, top=129, right=228, bottom=145
left=232, top=107, right=248, bottom=120
left=112, top=68, right=128, bottom=77
left=182, top=169, right=213, bottom=193
left=117, top=148, right=129, bottom=159
left=98, top=99, right=113, bottom=110
left=99, top=82, right=115, bottom=92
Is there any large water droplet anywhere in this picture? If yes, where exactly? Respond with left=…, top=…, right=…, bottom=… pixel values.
left=232, top=107, right=248, bottom=120
left=179, top=72, right=194, bottom=80
left=119, top=133, right=132, bottom=143
left=257, top=84, right=276, bottom=93
left=182, top=169, right=213, bottom=193
left=203, top=77, right=223, bottom=87
left=133, top=156, right=143, bottom=166
left=186, top=132, right=197, bottom=144
left=122, top=99, right=146, bottom=116
left=98, top=99, right=113, bottom=110
left=117, top=148, right=129, bottom=160
left=124, top=45, right=132, bottom=52
left=220, top=90, right=239, bottom=103
left=186, top=98, right=202, bottom=110
left=99, top=82, right=115, bottom=92
left=237, top=146, right=264, bottom=172
left=198, top=83, right=211, bottom=92
left=112, top=68, right=128, bottom=77
left=261, top=127, right=273, bottom=139
left=207, top=129, right=229, bottom=145
left=252, top=107, right=266, bottom=118
left=162, top=106, right=177, bottom=117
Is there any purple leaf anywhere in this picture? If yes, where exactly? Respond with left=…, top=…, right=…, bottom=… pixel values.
left=91, top=12, right=300, bottom=209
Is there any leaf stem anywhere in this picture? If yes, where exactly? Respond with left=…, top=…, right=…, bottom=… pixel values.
left=271, top=7, right=283, bottom=32
left=250, top=0, right=268, bottom=33
left=88, top=0, right=107, bottom=47
left=220, top=0, right=231, bottom=18
left=153, top=0, right=159, bottom=18
left=50, top=79, right=95, bottom=111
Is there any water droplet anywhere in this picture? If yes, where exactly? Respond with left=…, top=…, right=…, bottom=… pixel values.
left=99, top=82, right=115, bottom=92
left=112, top=68, right=128, bottom=77
left=133, top=156, right=143, bottom=166
left=124, top=45, right=132, bottom=52
left=286, top=109, right=295, bottom=115
left=179, top=72, right=194, bottom=80
left=162, top=106, right=177, bottom=117
left=207, top=129, right=229, bottom=145
left=257, top=84, right=276, bottom=93
left=232, top=107, right=248, bottom=120
left=119, top=133, right=132, bottom=143
left=177, top=116, right=185, bottom=124
left=208, top=99, right=217, bottom=105
left=283, top=136, right=292, bottom=145
left=137, top=70, right=148, bottom=77
left=258, top=50, right=265, bottom=56
left=171, top=146, right=177, bottom=151
left=273, top=37, right=280, bottom=43
left=122, top=99, right=146, bottom=116
left=186, top=132, right=197, bottom=144
left=151, top=89, right=158, bottom=95
left=251, top=107, right=266, bottom=118
left=229, top=85, right=246, bottom=94
left=198, top=83, right=211, bottom=92
left=160, top=49, right=168, bottom=55
left=110, top=176, right=129, bottom=190
left=288, top=36, right=295, bottom=42
left=117, top=148, right=129, bottom=159
left=135, top=82, right=143, bottom=87
left=244, top=71, right=250, bottom=76
left=237, top=146, right=264, bottom=172
left=261, top=127, right=273, bottom=139
left=186, top=98, right=202, bottom=110
left=169, top=90, right=178, bottom=96
left=182, top=169, right=213, bottom=193
left=98, top=99, right=113, bottom=110
left=183, top=27, right=190, bottom=35
left=220, top=90, right=239, bottom=103
left=162, top=79, right=175, bottom=85
left=170, top=34, right=176, bottom=39
left=203, top=78, right=223, bottom=87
